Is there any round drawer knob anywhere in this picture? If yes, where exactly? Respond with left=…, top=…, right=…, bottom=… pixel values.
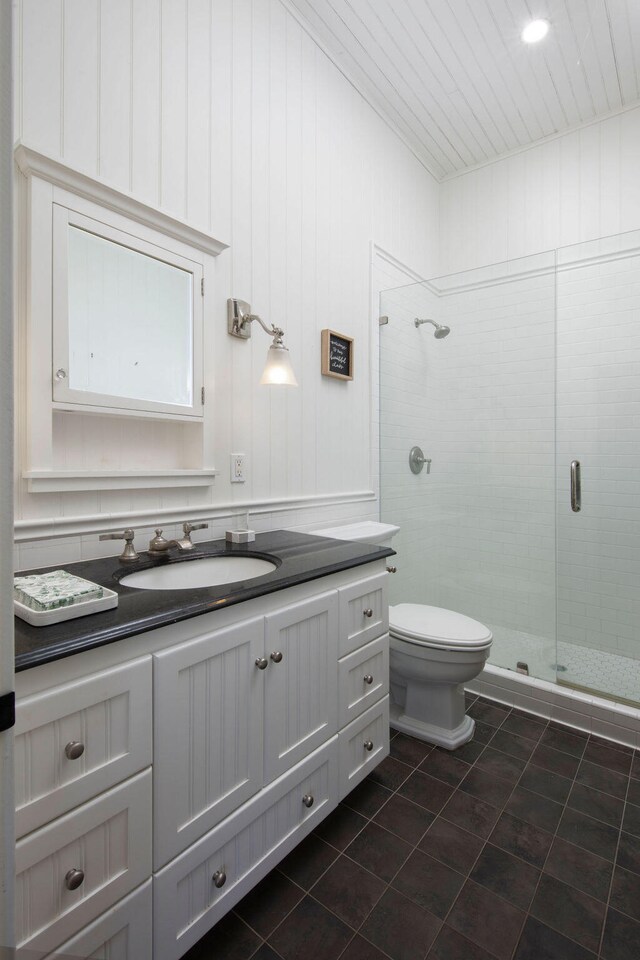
left=386, top=566, right=397, bottom=574
left=65, top=868, right=85, bottom=891
left=65, top=741, right=85, bottom=760
left=255, top=657, right=269, bottom=670
left=363, top=674, right=374, bottom=685
left=270, top=651, right=283, bottom=663
left=302, top=794, right=314, bottom=808
left=363, top=608, right=373, bottom=618
left=212, top=869, right=227, bottom=888
left=364, top=739, right=374, bottom=752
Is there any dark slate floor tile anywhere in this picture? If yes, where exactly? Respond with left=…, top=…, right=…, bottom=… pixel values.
left=465, top=692, right=478, bottom=707
left=278, top=834, right=338, bottom=889
left=251, top=946, right=281, bottom=960
left=589, top=733, right=634, bottom=755
left=501, top=713, right=546, bottom=742
left=513, top=916, right=597, bottom=960
left=393, top=849, right=465, bottom=919
left=459, top=766, right=515, bottom=808
left=447, top=880, right=525, bottom=960
left=548, top=719, right=589, bottom=740
left=390, top=733, right=433, bottom=767
left=367, top=755, right=413, bottom=792
left=359, top=888, right=442, bottom=960
left=610, top=865, right=640, bottom=922
left=471, top=720, right=497, bottom=744
left=540, top=726, right=588, bottom=759
left=444, top=738, right=487, bottom=764
left=342, top=779, right=393, bottom=818
left=567, top=781, right=624, bottom=828
left=622, top=801, right=640, bottom=839
left=530, top=743, right=581, bottom=780
left=269, top=896, right=353, bottom=960
left=490, top=728, right=536, bottom=762
left=373, top=792, right=435, bottom=844
left=557, top=806, right=619, bottom=861
left=427, top=923, right=497, bottom=960
left=584, top=740, right=633, bottom=776
left=628, top=777, right=640, bottom=807
left=398, top=770, right=454, bottom=813
left=601, top=907, right=640, bottom=960
left=234, top=870, right=304, bottom=939
left=420, top=816, right=485, bottom=874
left=419, top=749, right=470, bottom=786
left=345, top=821, right=412, bottom=882
left=468, top=701, right=510, bottom=728
left=475, top=747, right=526, bottom=784
left=489, top=812, right=554, bottom=869
left=184, top=913, right=261, bottom=960
left=505, top=786, right=564, bottom=834
left=470, top=843, right=540, bottom=910
left=441, top=790, right=501, bottom=839
left=530, top=874, right=605, bottom=954
left=575, top=759, right=628, bottom=800
left=311, top=855, right=385, bottom=929
left=519, top=763, right=572, bottom=805
left=631, top=752, right=640, bottom=781
left=543, top=837, right=613, bottom=902
left=314, top=804, right=368, bottom=852
left=338, top=934, right=390, bottom=960
left=617, top=830, right=640, bottom=876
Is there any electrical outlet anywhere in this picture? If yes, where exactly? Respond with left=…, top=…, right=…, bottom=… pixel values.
left=230, top=453, right=246, bottom=483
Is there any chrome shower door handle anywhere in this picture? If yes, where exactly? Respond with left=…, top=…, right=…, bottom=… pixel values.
left=571, top=460, right=581, bottom=513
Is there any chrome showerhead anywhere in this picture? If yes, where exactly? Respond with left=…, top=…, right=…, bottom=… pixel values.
left=414, top=318, right=450, bottom=338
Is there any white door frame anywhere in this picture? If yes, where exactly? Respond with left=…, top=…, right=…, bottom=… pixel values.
left=0, top=0, right=16, bottom=946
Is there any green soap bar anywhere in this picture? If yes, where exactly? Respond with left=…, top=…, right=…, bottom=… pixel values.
left=14, top=569, right=103, bottom=612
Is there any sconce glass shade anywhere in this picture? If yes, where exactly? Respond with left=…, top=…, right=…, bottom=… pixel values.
left=260, top=343, right=298, bottom=386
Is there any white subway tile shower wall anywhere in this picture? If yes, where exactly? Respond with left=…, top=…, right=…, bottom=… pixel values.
left=380, top=255, right=557, bottom=681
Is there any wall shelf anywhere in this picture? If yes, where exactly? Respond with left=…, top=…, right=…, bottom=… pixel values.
left=23, top=471, right=218, bottom=494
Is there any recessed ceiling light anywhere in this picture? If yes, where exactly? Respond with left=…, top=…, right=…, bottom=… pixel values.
left=521, top=19, right=550, bottom=43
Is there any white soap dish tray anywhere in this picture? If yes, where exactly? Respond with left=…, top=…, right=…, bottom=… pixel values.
left=14, top=586, right=118, bottom=626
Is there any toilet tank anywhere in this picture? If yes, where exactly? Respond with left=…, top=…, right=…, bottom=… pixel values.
left=311, top=521, right=399, bottom=547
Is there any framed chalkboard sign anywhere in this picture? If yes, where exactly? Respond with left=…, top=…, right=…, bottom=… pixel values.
left=321, top=329, right=354, bottom=381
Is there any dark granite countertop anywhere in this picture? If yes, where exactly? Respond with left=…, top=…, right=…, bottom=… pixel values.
left=14, top=530, right=394, bottom=672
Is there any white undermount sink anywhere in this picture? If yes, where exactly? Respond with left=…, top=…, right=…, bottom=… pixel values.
left=120, top=555, right=278, bottom=591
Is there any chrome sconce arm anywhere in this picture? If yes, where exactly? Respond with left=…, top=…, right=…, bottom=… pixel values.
left=227, top=298, right=297, bottom=386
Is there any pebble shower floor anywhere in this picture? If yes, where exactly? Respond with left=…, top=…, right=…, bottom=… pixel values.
left=182, top=693, right=640, bottom=960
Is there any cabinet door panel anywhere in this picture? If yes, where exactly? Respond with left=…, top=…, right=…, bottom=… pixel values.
left=339, top=696, right=389, bottom=796
left=338, top=634, right=389, bottom=727
left=15, top=657, right=151, bottom=838
left=153, top=618, right=264, bottom=868
left=264, top=592, right=338, bottom=783
left=338, top=572, right=388, bottom=656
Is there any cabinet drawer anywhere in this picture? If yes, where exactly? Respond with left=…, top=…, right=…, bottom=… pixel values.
left=154, top=738, right=339, bottom=960
left=338, top=573, right=388, bottom=656
left=338, top=634, right=389, bottom=727
left=338, top=697, right=389, bottom=797
left=15, top=657, right=152, bottom=838
left=16, top=769, right=152, bottom=955
left=45, top=881, right=152, bottom=960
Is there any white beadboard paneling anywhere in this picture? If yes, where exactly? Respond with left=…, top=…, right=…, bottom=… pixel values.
left=62, top=0, right=99, bottom=171
left=99, top=0, right=132, bottom=189
left=159, top=0, right=187, bottom=217
left=131, top=0, right=161, bottom=205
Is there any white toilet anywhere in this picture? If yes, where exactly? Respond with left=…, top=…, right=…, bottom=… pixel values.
left=311, top=521, right=492, bottom=750
left=389, top=603, right=492, bottom=749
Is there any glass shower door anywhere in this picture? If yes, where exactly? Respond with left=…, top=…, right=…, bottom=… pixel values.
left=555, top=231, right=640, bottom=705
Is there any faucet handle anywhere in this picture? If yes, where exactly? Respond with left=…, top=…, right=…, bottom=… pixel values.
left=99, top=528, right=139, bottom=562
left=183, top=521, right=208, bottom=536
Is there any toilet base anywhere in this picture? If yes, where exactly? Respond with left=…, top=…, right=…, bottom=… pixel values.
left=390, top=701, right=476, bottom=750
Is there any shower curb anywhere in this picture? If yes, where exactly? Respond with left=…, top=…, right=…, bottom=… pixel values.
left=467, top=662, right=640, bottom=749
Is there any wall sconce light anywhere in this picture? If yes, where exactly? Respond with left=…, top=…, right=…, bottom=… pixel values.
left=227, top=299, right=298, bottom=386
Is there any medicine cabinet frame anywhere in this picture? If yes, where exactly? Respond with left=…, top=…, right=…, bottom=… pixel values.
left=15, top=144, right=228, bottom=493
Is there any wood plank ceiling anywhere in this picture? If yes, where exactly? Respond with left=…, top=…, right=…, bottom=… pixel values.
left=284, top=0, right=640, bottom=179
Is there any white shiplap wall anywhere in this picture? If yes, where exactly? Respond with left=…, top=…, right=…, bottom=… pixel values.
left=439, top=104, right=640, bottom=275
left=13, top=0, right=439, bottom=565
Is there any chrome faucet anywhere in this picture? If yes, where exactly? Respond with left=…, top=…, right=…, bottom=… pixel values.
left=99, top=528, right=139, bottom=562
left=148, top=521, right=209, bottom=555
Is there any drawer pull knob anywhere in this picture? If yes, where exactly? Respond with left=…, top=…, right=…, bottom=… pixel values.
left=363, top=608, right=373, bottom=618
left=212, top=869, right=227, bottom=888
left=364, top=739, right=374, bottom=752
left=386, top=566, right=397, bottom=574
left=270, top=651, right=283, bottom=663
left=363, top=674, right=374, bottom=685
left=302, top=794, right=314, bottom=808
left=255, top=657, right=269, bottom=670
left=65, top=868, right=85, bottom=891
left=65, top=741, right=85, bottom=760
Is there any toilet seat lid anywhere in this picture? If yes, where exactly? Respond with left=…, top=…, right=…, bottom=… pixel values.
left=389, top=604, right=492, bottom=649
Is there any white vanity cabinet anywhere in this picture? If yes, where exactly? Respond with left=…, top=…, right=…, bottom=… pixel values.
left=15, top=560, right=390, bottom=960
